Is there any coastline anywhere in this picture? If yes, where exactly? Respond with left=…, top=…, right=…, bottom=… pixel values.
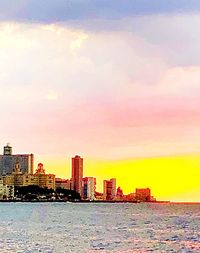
left=1, top=200, right=197, bottom=204
left=0, top=199, right=162, bottom=203
left=0, top=198, right=199, bottom=204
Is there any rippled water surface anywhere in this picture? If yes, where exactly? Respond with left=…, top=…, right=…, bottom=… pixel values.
left=0, top=203, right=200, bottom=252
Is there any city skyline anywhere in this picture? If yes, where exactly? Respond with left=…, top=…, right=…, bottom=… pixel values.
left=0, top=143, right=199, bottom=202
left=0, top=143, right=155, bottom=202
left=0, top=1, right=200, bottom=202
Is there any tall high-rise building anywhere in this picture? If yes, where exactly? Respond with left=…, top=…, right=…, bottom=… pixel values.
left=71, top=155, right=83, bottom=197
left=103, top=178, right=116, bottom=201
left=82, top=177, right=96, bottom=201
left=0, top=144, right=34, bottom=175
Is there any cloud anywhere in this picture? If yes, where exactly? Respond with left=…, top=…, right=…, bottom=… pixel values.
left=0, top=13, right=200, bottom=158
left=158, top=66, right=200, bottom=96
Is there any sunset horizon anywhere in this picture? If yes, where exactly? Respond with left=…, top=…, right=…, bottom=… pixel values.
left=0, top=2, right=200, bottom=252
left=0, top=1, right=200, bottom=203
left=1, top=143, right=200, bottom=202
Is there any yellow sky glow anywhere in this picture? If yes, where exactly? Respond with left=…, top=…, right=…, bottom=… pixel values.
left=37, top=154, right=200, bottom=202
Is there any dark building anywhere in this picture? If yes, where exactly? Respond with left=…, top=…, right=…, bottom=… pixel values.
left=0, top=144, right=34, bottom=175
left=103, top=178, right=116, bottom=200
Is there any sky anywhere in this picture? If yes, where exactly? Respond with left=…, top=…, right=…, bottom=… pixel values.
left=0, top=1, right=200, bottom=201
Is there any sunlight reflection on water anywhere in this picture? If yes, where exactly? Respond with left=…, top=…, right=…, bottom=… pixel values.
left=0, top=203, right=199, bottom=252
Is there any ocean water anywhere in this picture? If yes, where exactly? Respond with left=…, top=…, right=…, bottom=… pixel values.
left=0, top=203, right=199, bottom=252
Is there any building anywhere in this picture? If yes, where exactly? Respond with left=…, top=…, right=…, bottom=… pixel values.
left=12, top=161, right=23, bottom=187
left=21, top=163, right=56, bottom=190
left=2, top=185, right=15, bottom=199
left=95, top=191, right=104, bottom=201
left=34, top=163, right=55, bottom=190
left=0, top=144, right=34, bottom=175
left=3, top=175, right=14, bottom=186
left=45, top=174, right=56, bottom=190
left=135, top=188, right=151, bottom=202
left=55, top=178, right=71, bottom=190
left=124, top=192, right=136, bottom=201
left=0, top=175, right=15, bottom=200
left=23, top=173, right=39, bottom=187
left=35, top=163, right=46, bottom=188
left=0, top=177, right=3, bottom=199
left=82, top=177, right=96, bottom=201
left=116, top=187, right=124, bottom=201
left=71, top=155, right=83, bottom=197
left=103, top=178, right=116, bottom=201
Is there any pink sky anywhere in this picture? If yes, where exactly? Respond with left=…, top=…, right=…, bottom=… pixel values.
left=0, top=13, right=199, bottom=167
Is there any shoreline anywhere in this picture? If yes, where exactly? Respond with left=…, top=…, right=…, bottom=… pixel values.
left=0, top=200, right=199, bottom=204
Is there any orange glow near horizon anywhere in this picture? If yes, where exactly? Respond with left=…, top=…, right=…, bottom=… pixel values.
left=37, top=153, right=200, bottom=202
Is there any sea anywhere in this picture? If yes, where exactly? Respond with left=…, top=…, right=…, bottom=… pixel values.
left=0, top=202, right=199, bottom=252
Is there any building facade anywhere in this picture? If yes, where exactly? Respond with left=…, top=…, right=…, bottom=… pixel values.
left=135, top=188, right=151, bottom=202
left=9, top=162, right=56, bottom=190
left=55, top=178, right=71, bottom=190
left=103, top=178, right=116, bottom=201
left=12, top=161, right=23, bottom=187
left=23, top=173, right=39, bottom=187
left=82, top=177, right=96, bottom=201
left=0, top=177, right=3, bottom=199
left=0, top=144, right=34, bottom=175
left=2, top=185, right=15, bottom=199
left=116, top=187, right=124, bottom=200
left=0, top=176, right=15, bottom=200
left=71, top=155, right=83, bottom=197
left=34, top=163, right=56, bottom=190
